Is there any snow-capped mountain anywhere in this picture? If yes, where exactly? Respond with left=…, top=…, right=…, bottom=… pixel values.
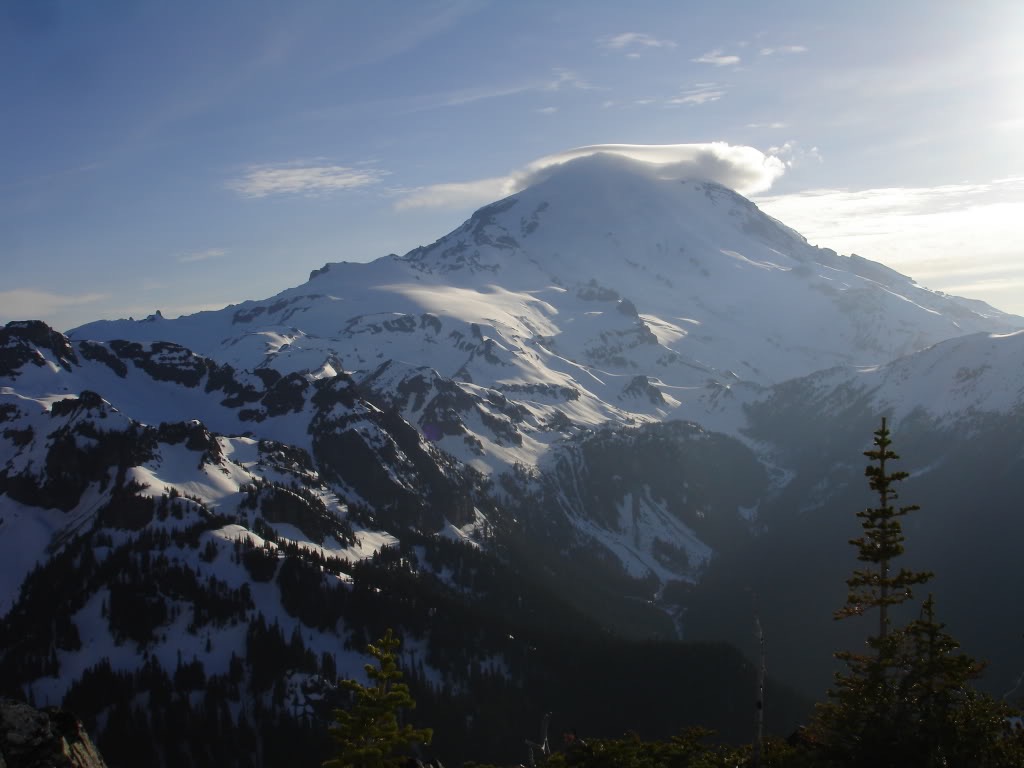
left=77, top=157, right=1017, bottom=378
left=68, top=153, right=1020, bottom=476
left=35, top=153, right=1017, bottom=586
left=3, top=153, right=1023, bottom=765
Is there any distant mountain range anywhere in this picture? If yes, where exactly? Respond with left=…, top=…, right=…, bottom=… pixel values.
left=3, top=153, right=1022, bottom=765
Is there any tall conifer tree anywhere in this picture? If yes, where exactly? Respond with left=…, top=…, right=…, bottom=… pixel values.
left=835, top=417, right=931, bottom=642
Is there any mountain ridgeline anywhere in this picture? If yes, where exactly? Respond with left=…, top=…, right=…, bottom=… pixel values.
left=2, top=154, right=1023, bottom=766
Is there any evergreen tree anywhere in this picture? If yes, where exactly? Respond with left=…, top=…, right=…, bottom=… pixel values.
left=810, top=418, right=1024, bottom=768
left=891, top=594, right=1023, bottom=767
left=324, top=628, right=432, bottom=768
left=834, top=417, right=931, bottom=642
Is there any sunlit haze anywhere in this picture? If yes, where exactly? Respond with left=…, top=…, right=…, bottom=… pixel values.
left=3, top=1, right=1022, bottom=329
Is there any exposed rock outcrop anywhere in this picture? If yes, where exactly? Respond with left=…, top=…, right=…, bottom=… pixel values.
left=0, top=700, right=107, bottom=768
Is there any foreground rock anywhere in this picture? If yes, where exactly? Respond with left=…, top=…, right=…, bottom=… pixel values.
left=0, top=700, right=107, bottom=768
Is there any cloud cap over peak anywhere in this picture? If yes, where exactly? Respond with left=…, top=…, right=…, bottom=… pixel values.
left=397, top=142, right=786, bottom=210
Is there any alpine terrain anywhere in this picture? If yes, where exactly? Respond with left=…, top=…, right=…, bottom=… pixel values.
left=2, top=153, right=1022, bottom=766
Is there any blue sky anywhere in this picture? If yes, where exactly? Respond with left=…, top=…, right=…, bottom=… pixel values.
left=3, top=0, right=1023, bottom=329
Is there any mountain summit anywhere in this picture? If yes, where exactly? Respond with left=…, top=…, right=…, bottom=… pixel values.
left=74, top=154, right=1019, bottom=390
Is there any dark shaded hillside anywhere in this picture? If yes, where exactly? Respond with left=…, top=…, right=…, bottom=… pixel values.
left=0, top=504, right=810, bottom=767
left=684, top=399, right=1024, bottom=701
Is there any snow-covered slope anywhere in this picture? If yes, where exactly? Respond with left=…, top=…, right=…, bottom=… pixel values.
left=73, top=152, right=1019, bottom=403
left=4, top=155, right=1024, bottom=749
left=11, top=153, right=1023, bottom=593
left=13, top=152, right=1022, bottom=608
left=60, top=154, right=1021, bottom=502
left=762, top=329, right=1024, bottom=426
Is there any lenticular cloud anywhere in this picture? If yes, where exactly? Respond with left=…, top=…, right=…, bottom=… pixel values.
left=396, top=142, right=786, bottom=210
left=518, top=143, right=786, bottom=195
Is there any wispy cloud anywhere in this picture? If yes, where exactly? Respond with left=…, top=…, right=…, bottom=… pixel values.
left=767, top=140, right=822, bottom=167
left=395, top=177, right=516, bottom=211
left=177, top=248, right=227, bottom=264
left=756, top=177, right=1024, bottom=315
left=545, top=68, right=595, bottom=91
left=747, top=122, right=788, bottom=129
left=439, top=83, right=543, bottom=107
left=304, top=68, right=596, bottom=125
left=758, top=180, right=1024, bottom=236
left=692, top=49, right=741, bottom=67
left=667, top=83, right=726, bottom=106
left=599, top=32, right=676, bottom=54
left=537, top=106, right=558, bottom=115
left=425, top=68, right=593, bottom=109
left=0, top=289, right=109, bottom=323
left=395, top=142, right=787, bottom=210
left=227, top=161, right=387, bottom=198
left=760, top=45, right=808, bottom=56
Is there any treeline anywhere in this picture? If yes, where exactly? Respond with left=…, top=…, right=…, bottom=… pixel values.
left=64, top=655, right=331, bottom=768
left=0, top=478, right=811, bottom=767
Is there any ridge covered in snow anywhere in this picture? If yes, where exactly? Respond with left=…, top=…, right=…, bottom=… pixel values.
left=60, top=154, right=1020, bottom=479
left=73, top=153, right=1019, bottom=383
left=3, top=155, right=1024, bottom=759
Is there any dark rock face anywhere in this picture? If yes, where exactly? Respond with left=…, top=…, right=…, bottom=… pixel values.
left=77, top=342, right=128, bottom=378
left=0, top=699, right=108, bottom=768
left=108, top=340, right=208, bottom=387
left=0, top=321, right=79, bottom=378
